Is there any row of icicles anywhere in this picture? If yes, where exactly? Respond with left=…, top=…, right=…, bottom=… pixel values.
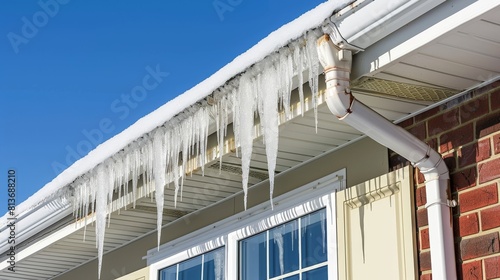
left=70, top=31, right=321, bottom=279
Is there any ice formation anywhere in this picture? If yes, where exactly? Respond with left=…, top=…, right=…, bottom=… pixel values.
left=67, top=31, right=320, bottom=278
left=214, top=249, right=224, bottom=280
left=273, top=226, right=285, bottom=275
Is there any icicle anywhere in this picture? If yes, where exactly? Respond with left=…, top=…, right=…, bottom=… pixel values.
left=278, top=49, right=293, bottom=121
left=153, top=129, right=166, bottom=249
left=115, top=157, right=123, bottom=214
left=273, top=226, right=285, bottom=275
left=214, top=249, right=224, bottom=280
left=123, top=152, right=130, bottom=211
left=95, top=164, right=107, bottom=279
left=238, top=73, right=255, bottom=210
left=180, top=118, right=192, bottom=202
left=83, top=179, right=90, bottom=241
left=258, top=62, right=279, bottom=208
left=131, top=145, right=140, bottom=208
left=320, top=210, right=326, bottom=254
left=306, top=32, right=320, bottom=132
left=217, top=97, right=225, bottom=173
left=199, top=107, right=209, bottom=176
left=106, top=161, right=115, bottom=228
left=171, top=127, right=181, bottom=208
left=231, top=90, right=240, bottom=158
left=147, top=139, right=154, bottom=198
left=141, top=143, right=148, bottom=198
left=73, top=182, right=81, bottom=221
left=293, top=43, right=305, bottom=116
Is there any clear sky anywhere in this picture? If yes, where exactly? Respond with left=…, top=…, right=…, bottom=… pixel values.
left=0, top=0, right=326, bottom=213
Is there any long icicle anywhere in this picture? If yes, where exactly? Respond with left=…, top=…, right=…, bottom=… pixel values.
left=238, top=73, right=255, bottom=210
left=259, top=61, right=279, bottom=208
left=153, top=128, right=166, bottom=249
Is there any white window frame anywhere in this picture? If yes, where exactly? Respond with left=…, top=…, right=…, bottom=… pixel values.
left=148, top=169, right=345, bottom=280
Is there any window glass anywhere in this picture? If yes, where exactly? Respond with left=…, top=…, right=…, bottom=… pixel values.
left=269, top=220, right=299, bottom=277
left=159, top=247, right=225, bottom=280
left=159, top=266, right=176, bottom=280
left=301, top=209, right=327, bottom=267
left=178, top=256, right=201, bottom=280
left=204, top=248, right=225, bottom=280
left=239, top=209, right=327, bottom=280
left=303, top=266, right=328, bottom=280
left=240, top=232, right=267, bottom=280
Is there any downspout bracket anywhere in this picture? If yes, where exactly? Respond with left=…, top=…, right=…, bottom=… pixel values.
left=426, top=199, right=457, bottom=209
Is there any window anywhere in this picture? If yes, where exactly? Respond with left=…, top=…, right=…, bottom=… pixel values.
left=159, top=247, right=225, bottom=280
left=149, top=169, right=345, bottom=280
left=239, top=209, right=328, bottom=280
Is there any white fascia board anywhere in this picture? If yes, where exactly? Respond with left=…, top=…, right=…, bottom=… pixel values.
left=0, top=200, right=72, bottom=255
left=0, top=208, right=89, bottom=271
left=365, top=0, right=500, bottom=74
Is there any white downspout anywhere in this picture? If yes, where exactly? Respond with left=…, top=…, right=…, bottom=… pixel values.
left=316, top=34, right=457, bottom=280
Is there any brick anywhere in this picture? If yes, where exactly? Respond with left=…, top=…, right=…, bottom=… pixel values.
left=459, top=184, right=498, bottom=213
left=485, top=255, right=500, bottom=280
left=429, top=108, right=460, bottom=137
left=408, top=121, right=427, bottom=141
left=492, top=90, right=500, bottom=111
left=398, top=117, right=414, bottom=128
left=477, top=111, right=500, bottom=138
left=458, top=139, right=492, bottom=168
left=427, top=138, right=438, bottom=152
left=420, top=273, right=432, bottom=280
left=455, top=213, right=479, bottom=237
left=481, top=205, right=500, bottom=231
left=494, top=133, right=500, bottom=154
left=479, top=158, right=500, bottom=184
left=416, top=106, right=440, bottom=123
left=444, top=152, right=457, bottom=173
left=461, top=94, right=490, bottom=123
left=420, top=251, right=432, bottom=271
left=416, top=187, right=427, bottom=207
left=420, top=228, right=430, bottom=249
left=460, top=232, right=500, bottom=261
left=451, top=166, right=477, bottom=191
left=460, top=260, right=483, bottom=280
left=417, top=208, right=429, bottom=227
left=440, top=123, right=474, bottom=153
left=473, top=81, right=500, bottom=97
left=416, top=169, right=425, bottom=185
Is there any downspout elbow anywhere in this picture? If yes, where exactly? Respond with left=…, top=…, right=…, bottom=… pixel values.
left=317, top=33, right=457, bottom=280
left=317, top=35, right=353, bottom=118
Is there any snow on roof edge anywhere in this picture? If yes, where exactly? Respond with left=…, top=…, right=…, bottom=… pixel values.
left=1, top=0, right=350, bottom=225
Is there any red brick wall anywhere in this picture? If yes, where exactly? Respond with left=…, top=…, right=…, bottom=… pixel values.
left=391, top=81, right=500, bottom=280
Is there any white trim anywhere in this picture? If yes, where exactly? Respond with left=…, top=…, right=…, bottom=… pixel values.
left=148, top=169, right=345, bottom=280
left=368, top=0, right=500, bottom=73
left=228, top=194, right=336, bottom=280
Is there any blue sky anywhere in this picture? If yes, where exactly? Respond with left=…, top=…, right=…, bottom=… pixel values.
left=0, top=0, right=325, bottom=213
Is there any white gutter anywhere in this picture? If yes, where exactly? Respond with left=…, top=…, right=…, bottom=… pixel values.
left=0, top=199, right=71, bottom=257
left=317, top=35, right=457, bottom=279
left=331, top=0, right=445, bottom=49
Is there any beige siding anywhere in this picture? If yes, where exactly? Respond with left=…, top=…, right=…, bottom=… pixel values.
left=116, top=267, right=149, bottom=280
left=336, top=166, right=418, bottom=280
left=53, top=137, right=388, bottom=280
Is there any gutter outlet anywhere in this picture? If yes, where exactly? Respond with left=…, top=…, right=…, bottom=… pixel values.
left=317, top=34, right=457, bottom=280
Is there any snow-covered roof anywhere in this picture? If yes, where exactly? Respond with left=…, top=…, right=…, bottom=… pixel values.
left=1, top=1, right=350, bottom=227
